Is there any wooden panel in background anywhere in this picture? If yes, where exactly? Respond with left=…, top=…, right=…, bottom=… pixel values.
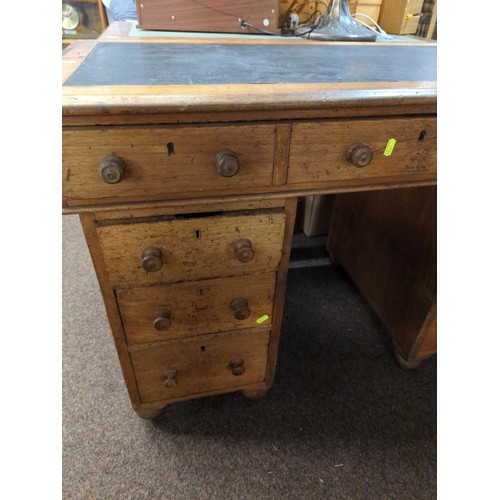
left=136, top=0, right=280, bottom=34
left=327, top=186, right=436, bottom=366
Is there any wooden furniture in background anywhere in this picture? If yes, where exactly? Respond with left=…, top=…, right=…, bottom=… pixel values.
left=425, top=0, right=437, bottom=40
left=378, top=0, right=424, bottom=34
left=62, top=0, right=108, bottom=48
left=279, top=0, right=382, bottom=29
left=62, top=22, right=436, bottom=418
left=136, top=0, right=280, bottom=34
left=327, top=186, right=437, bottom=367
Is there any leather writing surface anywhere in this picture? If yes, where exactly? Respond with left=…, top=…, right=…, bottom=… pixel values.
left=64, top=42, right=436, bottom=86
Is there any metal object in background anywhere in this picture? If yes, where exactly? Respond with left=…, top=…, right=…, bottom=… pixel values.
left=295, top=0, right=376, bottom=41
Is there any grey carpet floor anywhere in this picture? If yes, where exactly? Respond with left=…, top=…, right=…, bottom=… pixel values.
left=63, top=214, right=436, bottom=499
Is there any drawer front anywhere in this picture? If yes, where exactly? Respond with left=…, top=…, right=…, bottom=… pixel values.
left=97, top=212, right=286, bottom=286
left=62, top=124, right=276, bottom=206
left=288, top=117, right=436, bottom=186
left=117, top=273, right=276, bottom=345
left=131, top=329, right=270, bottom=403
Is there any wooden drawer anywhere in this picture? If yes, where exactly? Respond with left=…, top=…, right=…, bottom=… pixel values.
left=130, top=329, right=270, bottom=403
left=62, top=124, right=276, bottom=207
left=97, top=211, right=286, bottom=287
left=117, top=273, right=276, bottom=345
left=287, top=117, right=436, bottom=186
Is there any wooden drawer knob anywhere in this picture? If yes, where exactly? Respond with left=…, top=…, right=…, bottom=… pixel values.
left=153, top=308, right=171, bottom=331
left=229, top=358, right=246, bottom=376
left=142, top=247, right=163, bottom=272
left=231, top=298, right=250, bottom=320
left=346, top=144, right=373, bottom=168
left=98, top=154, right=126, bottom=184
left=214, top=149, right=240, bottom=177
left=233, top=238, right=254, bottom=262
left=163, top=369, right=178, bottom=388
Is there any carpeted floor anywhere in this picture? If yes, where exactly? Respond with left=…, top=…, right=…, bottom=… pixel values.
left=63, top=214, right=436, bottom=499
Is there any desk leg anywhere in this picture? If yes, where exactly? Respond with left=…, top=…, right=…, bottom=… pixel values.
left=327, top=186, right=437, bottom=367
left=258, top=197, right=298, bottom=392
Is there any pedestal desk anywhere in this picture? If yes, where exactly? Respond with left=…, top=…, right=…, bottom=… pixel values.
left=62, top=22, right=437, bottom=418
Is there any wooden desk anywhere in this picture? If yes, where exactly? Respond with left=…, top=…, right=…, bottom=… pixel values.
left=62, top=22, right=437, bottom=418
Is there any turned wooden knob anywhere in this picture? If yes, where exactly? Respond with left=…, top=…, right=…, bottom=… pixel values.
left=346, top=143, right=373, bottom=168
left=233, top=238, right=254, bottom=262
left=229, top=358, right=246, bottom=376
left=98, top=154, right=126, bottom=184
left=153, top=308, right=171, bottom=331
left=214, top=150, right=240, bottom=177
left=163, top=369, right=178, bottom=388
left=142, top=247, right=163, bottom=272
left=231, top=298, right=250, bottom=320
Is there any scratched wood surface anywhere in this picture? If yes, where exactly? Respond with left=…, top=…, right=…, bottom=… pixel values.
left=62, top=22, right=437, bottom=125
left=288, top=116, right=437, bottom=186
left=96, top=211, right=286, bottom=287
left=116, top=272, right=276, bottom=344
left=130, top=328, right=270, bottom=403
left=63, top=123, right=276, bottom=207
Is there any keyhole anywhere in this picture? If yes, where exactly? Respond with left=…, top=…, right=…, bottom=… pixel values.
left=200, top=345, right=206, bottom=352
left=418, top=130, right=426, bottom=141
left=167, top=142, right=175, bottom=156
left=195, top=229, right=201, bottom=239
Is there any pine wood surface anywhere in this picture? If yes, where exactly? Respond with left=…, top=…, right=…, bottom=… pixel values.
left=130, top=328, right=271, bottom=403
left=63, top=23, right=437, bottom=415
left=264, top=197, right=297, bottom=385
left=116, top=272, right=276, bottom=345
left=96, top=211, right=286, bottom=287
left=63, top=123, right=276, bottom=207
left=62, top=22, right=436, bottom=125
left=63, top=116, right=436, bottom=209
left=79, top=212, right=143, bottom=410
left=288, top=116, right=436, bottom=185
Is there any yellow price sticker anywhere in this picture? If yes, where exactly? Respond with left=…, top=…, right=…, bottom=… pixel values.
left=256, top=314, right=269, bottom=324
left=384, top=138, right=397, bottom=156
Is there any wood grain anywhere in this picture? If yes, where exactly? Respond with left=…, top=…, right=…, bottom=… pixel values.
left=78, top=212, right=143, bottom=409
left=273, top=124, right=291, bottom=186
left=130, top=328, right=270, bottom=403
left=137, top=0, right=279, bottom=34
left=93, top=198, right=285, bottom=221
left=63, top=124, right=275, bottom=207
left=116, top=272, right=276, bottom=344
left=265, top=197, right=297, bottom=385
left=63, top=23, right=438, bottom=414
left=62, top=81, right=437, bottom=124
left=62, top=40, right=98, bottom=84
left=288, top=116, right=436, bottom=186
left=96, top=211, right=286, bottom=287
left=327, top=186, right=437, bottom=365
left=63, top=177, right=436, bottom=215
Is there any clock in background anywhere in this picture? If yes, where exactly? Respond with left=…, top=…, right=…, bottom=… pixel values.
left=62, top=0, right=108, bottom=45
